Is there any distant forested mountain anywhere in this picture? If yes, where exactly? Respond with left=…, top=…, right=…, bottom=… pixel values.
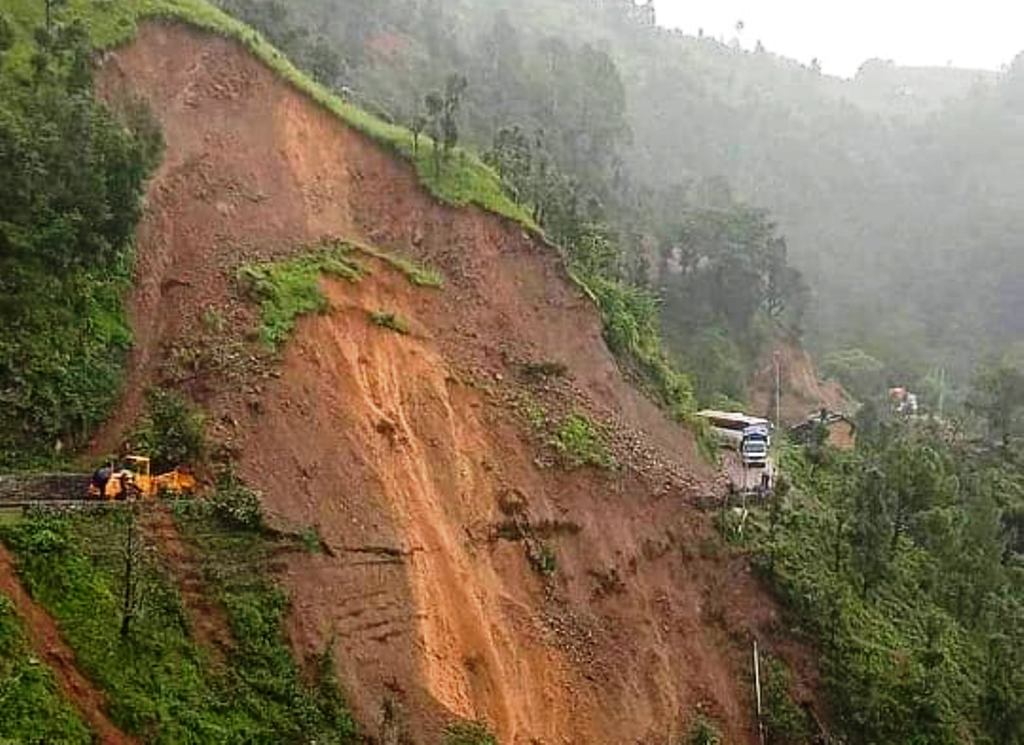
left=217, top=0, right=1024, bottom=402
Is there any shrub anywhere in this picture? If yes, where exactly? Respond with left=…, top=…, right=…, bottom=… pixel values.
left=133, top=389, right=205, bottom=472
left=762, top=656, right=814, bottom=745
left=443, top=720, right=498, bottom=745
left=528, top=541, right=558, bottom=576
left=369, top=310, right=410, bottom=335
left=237, top=248, right=364, bottom=349
left=211, top=471, right=263, bottom=531
left=521, top=360, right=568, bottom=379
left=686, top=715, right=723, bottom=745
left=550, top=413, right=615, bottom=469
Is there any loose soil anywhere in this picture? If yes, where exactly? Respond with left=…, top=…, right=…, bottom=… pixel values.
left=748, top=337, right=853, bottom=426
left=0, top=544, right=137, bottom=745
left=96, top=22, right=825, bottom=743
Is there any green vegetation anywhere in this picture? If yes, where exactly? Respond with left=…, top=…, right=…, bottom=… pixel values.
left=0, top=503, right=357, bottom=743
left=442, top=720, right=498, bottom=745
left=685, top=715, right=722, bottom=745
left=726, top=405, right=1024, bottom=743
left=549, top=412, right=615, bottom=470
left=237, top=240, right=443, bottom=349
left=580, top=269, right=698, bottom=417
left=236, top=247, right=364, bottom=349
left=0, top=3, right=161, bottom=469
left=132, top=388, right=206, bottom=472
left=528, top=541, right=558, bottom=576
left=369, top=310, right=410, bottom=335
left=0, top=593, right=91, bottom=743
left=349, top=241, right=444, bottom=288
left=210, top=470, right=264, bottom=531
left=519, top=397, right=548, bottom=431
left=45, top=0, right=533, bottom=229
left=761, top=655, right=814, bottom=744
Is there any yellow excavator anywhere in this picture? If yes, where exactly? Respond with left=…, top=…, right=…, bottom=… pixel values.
left=88, top=456, right=197, bottom=501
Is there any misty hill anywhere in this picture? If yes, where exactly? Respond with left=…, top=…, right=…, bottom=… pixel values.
left=224, top=0, right=1024, bottom=401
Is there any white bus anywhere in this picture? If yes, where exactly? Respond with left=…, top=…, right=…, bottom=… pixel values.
left=696, top=410, right=772, bottom=450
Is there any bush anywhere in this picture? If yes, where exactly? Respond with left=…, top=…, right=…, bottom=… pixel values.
left=369, top=310, right=410, bottom=335
left=211, top=471, right=263, bottom=531
left=237, top=248, right=364, bottom=349
left=0, top=23, right=159, bottom=468
left=762, top=656, right=813, bottom=745
left=133, top=389, right=205, bottom=472
left=528, top=541, right=557, bottom=576
left=550, top=412, right=615, bottom=469
left=686, top=715, right=723, bottom=745
left=443, top=720, right=498, bottom=745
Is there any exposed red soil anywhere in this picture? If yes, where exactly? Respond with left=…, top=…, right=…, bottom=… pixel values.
left=748, top=338, right=853, bottom=427
left=0, top=544, right=137, bottom=745
left=96, top=22, right=825, bottom=743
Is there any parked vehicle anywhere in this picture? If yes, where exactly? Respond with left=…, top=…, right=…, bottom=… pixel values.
left=740, top=434, right=769, bottom=468
left=696, top=410, right=772, bottom=450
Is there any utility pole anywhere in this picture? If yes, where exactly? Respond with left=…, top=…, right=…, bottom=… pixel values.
left=774, top=350, right=782, bottom=431
left=937, top=368, right=947, bottom=420
left=753, top=638, right=765, bottom=745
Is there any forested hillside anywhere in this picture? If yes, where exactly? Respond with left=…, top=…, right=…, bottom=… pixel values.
left=0, top=2, right=162, bottom=467
left=216, top=0, right=1024, bottom=404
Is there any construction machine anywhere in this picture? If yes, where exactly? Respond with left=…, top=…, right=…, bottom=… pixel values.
left=89, top=456, right=196, bottom=501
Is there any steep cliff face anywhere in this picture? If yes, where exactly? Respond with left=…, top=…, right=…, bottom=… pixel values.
left=97, top=23, right=820, bottom=743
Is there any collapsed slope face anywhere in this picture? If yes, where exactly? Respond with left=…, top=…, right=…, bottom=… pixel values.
left=749, top=340, right=853, bottom=427
left=99, top=23, right=819, bottom=743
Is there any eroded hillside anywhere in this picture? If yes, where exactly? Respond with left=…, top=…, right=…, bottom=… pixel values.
left=94, top=22, right=821, bottom=743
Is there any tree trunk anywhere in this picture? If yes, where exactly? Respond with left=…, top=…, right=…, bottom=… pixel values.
left=120, top=514, right=135, bottom=639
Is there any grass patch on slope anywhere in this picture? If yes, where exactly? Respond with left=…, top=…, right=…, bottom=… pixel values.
left=348, top=241, right=444, bottom=288
left=0, top=505, right=357, bottom=744
left=236, top=248, right=366, bottom=349
left=550, top=412, right=616, bottom=470
left=24, top=0, right=534, bottom=230
left=0, top=592, right=91, bottom=743
left=237, top=240, right=442, bottom=349
left=575, top=270, right=697, bottom=421
left=369, top=311, right=410, bottom=335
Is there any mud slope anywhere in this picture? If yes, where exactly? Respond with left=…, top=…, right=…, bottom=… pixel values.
left=748, top=338, right=853, bottom=426
left=98, top=23, right=821, bottom=743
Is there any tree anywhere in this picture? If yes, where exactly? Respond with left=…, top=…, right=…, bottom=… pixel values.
left=43, top=0, right=67, bottom=36
left=850, top=466, right=893, bottom=596
left=0, top=12, right=13, bottom=55
left=411, top=114, right=426, bottom=155
left=423, top=90, right=444, bottom=176
left=118, top=506, right=150, bottom=638
left=440, top=73, right=467, bottom=157
left=966, top=360, right=1024, bottom=446
left=483, top=125, right=532, bottom=203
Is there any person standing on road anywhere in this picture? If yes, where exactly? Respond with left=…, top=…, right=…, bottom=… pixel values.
left=91, top=462, right=114, bottom=500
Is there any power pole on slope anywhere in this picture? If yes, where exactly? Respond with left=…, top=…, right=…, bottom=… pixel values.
left=774, top=350, right=782, bottom=431
left=753, top=638, right=765, bottom=745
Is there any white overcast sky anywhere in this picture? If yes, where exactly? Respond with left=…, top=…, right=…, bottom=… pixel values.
left=653, top=0, right=1024, bottom=78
